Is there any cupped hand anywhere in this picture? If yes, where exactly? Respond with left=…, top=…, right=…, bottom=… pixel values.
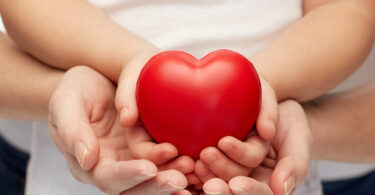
left=193, top=76, right=278, bottom=184
left=48, top=66, right=190, bottom=195
left=196, top=100, right=312, bottom=195
left=114, top=49, right=197, bottom=185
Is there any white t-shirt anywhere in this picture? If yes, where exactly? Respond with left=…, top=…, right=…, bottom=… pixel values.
left=2, top=0, right=370, bottom=194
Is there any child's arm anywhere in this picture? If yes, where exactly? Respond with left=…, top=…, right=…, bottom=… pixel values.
left=253, top=0, right=375, bottom=102
left=1, top=0, right=374, bottom=101
left=0, top=32, right=63, bottom=120
left=0, top=0, right=158, bottom=82
left=306, top=82, right=375, bottom=162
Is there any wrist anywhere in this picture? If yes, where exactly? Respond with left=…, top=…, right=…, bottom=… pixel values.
left=117, top=45, right=162, bottom=83
left=250, top=55, right=282, bottom=102
left=117, top=46, right=162, bottom=84
left=41, top=69, right=64, bottom=120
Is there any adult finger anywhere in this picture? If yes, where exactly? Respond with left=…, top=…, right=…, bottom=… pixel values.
left=229, top=176, right=273, bottom=195
left=203, top=178, right=233, bottom=195
left=49, top=90, right=99, bottom=171
left=173, top=190, right=193, bottom=195
left=66, top=155, right=158, bottom=194
left=269, top=100, right=312, bottom=195
left=121, top=170, right=188, bottom=195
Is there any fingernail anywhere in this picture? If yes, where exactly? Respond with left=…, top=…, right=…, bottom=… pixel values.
left=203, top=151, right=217, bottom=164
left=161, top=181, right=184, bottom=192
left=284, top=177, right=295, bottom=195
left=135, top=163, right=157, bottom=179
left=230, top=186, right=244, bottom=193
left=135, top=170, right=157, bottom=180
left=205, top=191, right=222, bottom=195
left=74, top=141, right=87, bottom=169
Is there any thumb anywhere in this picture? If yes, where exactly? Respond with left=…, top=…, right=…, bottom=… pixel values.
left=49, top=92, right=100, bottom=171
left=256, top=77, right=279, bottom=140
left=115, top=49, right=160, bottom=128
left=269, top=156, right=310, bottom=195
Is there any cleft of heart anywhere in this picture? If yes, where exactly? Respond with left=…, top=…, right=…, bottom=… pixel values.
left=136, top=49, right=261, bottom=159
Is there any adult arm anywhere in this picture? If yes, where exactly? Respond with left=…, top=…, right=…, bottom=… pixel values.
left=0, top=32, right=63, bottom=120
left=252, top=0, right=375, bottom=102
left=305, top=82, right=375, bottom=162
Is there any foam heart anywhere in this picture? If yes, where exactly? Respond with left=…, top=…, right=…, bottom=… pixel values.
left=136, top=49, right=261, bottom=159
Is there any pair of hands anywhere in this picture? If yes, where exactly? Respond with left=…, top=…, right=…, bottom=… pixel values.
left=48, top=51, right=312, bottom=195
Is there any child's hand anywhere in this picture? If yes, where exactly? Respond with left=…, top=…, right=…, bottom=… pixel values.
left=194, top=134, right=270, bottom=183
left=193, top=76, right=278, bottom=182
left=196, top=100, right=312, bottom=195
left=115, top=48, right=161, bottom=128
left=114, top=48, right=199, bottom=190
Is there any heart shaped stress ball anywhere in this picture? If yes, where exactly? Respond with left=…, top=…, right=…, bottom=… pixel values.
left=136, top=49, right=261, bottom=159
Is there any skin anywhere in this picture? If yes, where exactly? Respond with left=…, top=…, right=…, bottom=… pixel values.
left=194, top=82, right=375, bottom=194
left=0, top=0, right=375, bottom=193
left=49, top=66, right=193, bottom=195
left=0, top=32, right=62, bottom=120
left=195, top=101, right=313, bottom=195
left=192, top=0, right=375, bottom=193
left=307, top=82, right=375, bottom=162
left=0, top=32, right=192, bottom=194
left=253, top=0, right=375, bottom=102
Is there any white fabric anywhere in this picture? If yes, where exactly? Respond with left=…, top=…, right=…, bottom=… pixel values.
left=0, top=119, right=32, bottom=153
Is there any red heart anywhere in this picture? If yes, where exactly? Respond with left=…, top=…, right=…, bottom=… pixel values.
left=136, top=49, right=261, bottom=159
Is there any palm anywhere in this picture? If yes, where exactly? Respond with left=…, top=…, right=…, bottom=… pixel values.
left=246, top=101, right=312, bottom=194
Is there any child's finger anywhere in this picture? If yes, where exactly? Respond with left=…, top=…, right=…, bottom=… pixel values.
left=115, top=49, right=159, bottom=128
left=158, top=155, right=195, bottom=174
left=203, top=178, right=233, bottom=195
left=228, top=176, right=273, bottom=195
left=218, top=136, right=270, bottom=168
left=200, top=147, right=250, bottom=181
left=256, top=78, right=278, bottom=140
left=127, top=124, right=178, bottom=164
left=185, top=173, right=202, bottom=185
left=194, top=160, right=216, bottom=183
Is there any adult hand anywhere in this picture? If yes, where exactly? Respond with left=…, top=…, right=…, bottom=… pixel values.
left=48, top=66, right=190, bottom=195
left=196, top=100, right=312, bottom=195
